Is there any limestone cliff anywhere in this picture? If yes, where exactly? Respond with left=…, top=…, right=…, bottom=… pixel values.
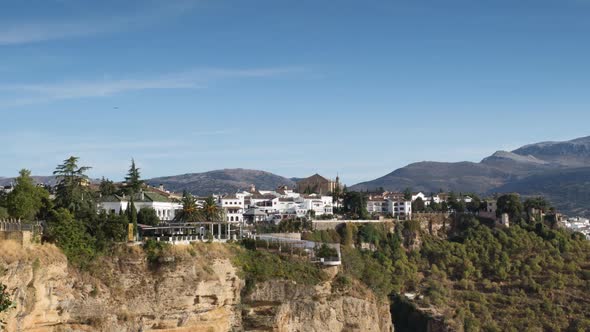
left=243, top=278, right=392, bottom=332
left=0, top=241, right=392, bottom=332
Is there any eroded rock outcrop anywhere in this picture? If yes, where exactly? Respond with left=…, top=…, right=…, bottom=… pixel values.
left=0, top=242, right=392, bottom=332
left=243, top=278, right=392, bottom=332
left=0, top=242, right=242, bottom=331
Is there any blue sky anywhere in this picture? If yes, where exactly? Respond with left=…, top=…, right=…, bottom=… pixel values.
left=1, top=0, right=589, bottom=185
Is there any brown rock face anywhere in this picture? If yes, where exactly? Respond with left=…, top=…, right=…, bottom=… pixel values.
left=0, top=242, right=392, bottom=332
left=242, top=279, right=393, bottom=332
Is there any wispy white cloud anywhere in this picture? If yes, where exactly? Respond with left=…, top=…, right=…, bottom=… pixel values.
left=0, top=1, right=197, bottom=45
left=0, top=66, right=304, bottom=107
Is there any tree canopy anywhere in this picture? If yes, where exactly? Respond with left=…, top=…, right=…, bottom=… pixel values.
left=175, top=192, right=201, bottom=222
left=99, top=177, right=117, bottom=196
left=202, top=196, right=222, bottom=222
left=124, top=159, right=143, bottom=194
left=138, top=207, right=160, bottom=226
left=53, top=156, right=92, bottom=212
left=5, top=169, right=49, bottom=220
left=496, top=193, right=523, bottom=221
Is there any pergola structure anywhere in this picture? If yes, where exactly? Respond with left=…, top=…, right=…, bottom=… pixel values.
left=137, top=221, right=243, bottom=244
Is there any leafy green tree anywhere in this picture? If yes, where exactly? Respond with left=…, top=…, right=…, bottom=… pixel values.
left=45, top=208, right=96, bottom=268
left=343, top=191, right=369, bottom=219
left=99, top=177, right=117, bottom=196
left=92, top=211, right=128, bottom=250
left=429, top=198, right=441, bottom=212
left=523, top=197, right=551, bottom=212
left=315, top=243, right=339, bottom=259
left=124, top=159, right=143, bottom=194
left=412, top=197, right=426, bottom=212
left=0, top=190, right=7, bottom=209
left=403, top=188, right=412, bottom=201
left=53, top=156, right=93, bottom=212
left=138, top=207, right=160, bottom=226
left=0, top=207, right=8, bottom=219
left=6, top=169, right=49, bottom=220
left=496, top=194, right=523, bottom=221
left=359, top=223, right=384, bottom=245
left=466, top=195, right=483, bottom=213
left=450, top=199, right=466, bottom=213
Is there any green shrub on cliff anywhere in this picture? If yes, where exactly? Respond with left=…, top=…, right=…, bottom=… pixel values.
left=231, top=246, right=326, bottom=294
left=45, top=208, right=97, bottom=268
left=0, top=283, right=11, bottom=313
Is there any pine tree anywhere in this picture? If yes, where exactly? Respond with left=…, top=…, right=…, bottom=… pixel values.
left=125, top=159, right=143, bottom=194
left=53, top=156, right=92, bottom=212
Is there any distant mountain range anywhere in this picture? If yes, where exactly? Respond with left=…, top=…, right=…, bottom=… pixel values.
left=146, top=169, right=295, bottom=196
left=0, top=176, right=59, bottom=187
left=3, top=136, right=590, bottom=216
left=351, top=136, right=590, bottom=216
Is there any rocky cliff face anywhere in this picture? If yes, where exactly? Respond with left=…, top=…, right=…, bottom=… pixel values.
left=0, top=242, right=392, bottom=332
left=243, top=278, right=392, bottom=332
left=0, top=242, right=243, bottom=332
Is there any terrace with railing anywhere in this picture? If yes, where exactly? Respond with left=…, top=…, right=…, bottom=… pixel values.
left=251, top=234, right=341, bottom=266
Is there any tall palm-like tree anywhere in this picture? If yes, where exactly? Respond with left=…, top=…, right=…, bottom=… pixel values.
left=174, top=193, right=201, bottom=222
left=202, top=196, right=222, bottom=222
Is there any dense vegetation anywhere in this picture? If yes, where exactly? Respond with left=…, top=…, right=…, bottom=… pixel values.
left=0, top=157, right=141, bottom=268
left=331, top=212, right=590, bottom=332
left=231, top=245, right=327, bottom=294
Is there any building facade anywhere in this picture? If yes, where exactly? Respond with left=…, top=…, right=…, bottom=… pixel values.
left=296, top=174, right=341, bottom=195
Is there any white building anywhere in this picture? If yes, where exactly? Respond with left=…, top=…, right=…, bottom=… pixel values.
left=220, top=195, right=245, bottom=223
left=389, top=200, right=412, bottom=219
left=98, top=191, right=182, bottom=222
left=215, top=187, right=335, bottom=224
left=411, top=192, right=428, bottom=202
left=365, top=197, right=412, bottom=219
left=367, top=197, right=389, bottom=214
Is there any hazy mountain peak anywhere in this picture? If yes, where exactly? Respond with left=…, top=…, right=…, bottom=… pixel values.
left=482, top=150, right=548, bottom=165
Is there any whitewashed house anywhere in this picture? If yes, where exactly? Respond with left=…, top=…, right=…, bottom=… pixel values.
left=220, top=195, right=245, bottom=223
left=98, top=191, right=182, bottom=222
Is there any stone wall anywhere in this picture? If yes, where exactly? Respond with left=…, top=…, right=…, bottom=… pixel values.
left=0, top=230, right=33, bottom=248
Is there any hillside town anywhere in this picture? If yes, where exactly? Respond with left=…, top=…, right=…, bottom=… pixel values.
left=3, top=170, right=584, bottom=241
left=1, top=157, right=590, bottom=332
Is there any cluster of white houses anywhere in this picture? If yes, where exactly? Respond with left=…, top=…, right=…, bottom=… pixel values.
left=96, top=174, right=340, bottom=226
left=95, top=182, right=481, bottom=226
left=220, top=185, right=334, bottom=224
left=365, top=191, right=476, bottom=220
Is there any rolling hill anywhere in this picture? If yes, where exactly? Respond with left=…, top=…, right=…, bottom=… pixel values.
left=146, top=168, right=295, bottom=196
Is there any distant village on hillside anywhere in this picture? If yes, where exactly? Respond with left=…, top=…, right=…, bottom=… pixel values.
left=2, top=171, right=586, bottom=243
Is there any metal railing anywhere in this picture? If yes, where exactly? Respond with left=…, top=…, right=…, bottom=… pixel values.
left=0, top=219, right=43, bottom=233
